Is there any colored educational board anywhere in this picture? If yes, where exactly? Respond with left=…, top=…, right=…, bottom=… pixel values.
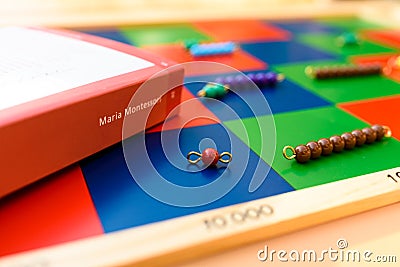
left=1, top=17, right=400, bottom=265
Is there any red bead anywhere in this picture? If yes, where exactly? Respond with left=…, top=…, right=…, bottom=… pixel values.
left=295, top=145, right=311, bottom=163
left=371, top=124, right=385, bottom=141
left=362, top=127, right=377, bottom=143
left=351, top=129, right=366, bottom=146
left=318, top=138, right=333, bottom=155
left=202, top=148, right=219, bottom=166
left=306, top=141, right=322, bottom=159
left=341, top=132, right=356, bottom=149
left=330, top=135, right=345, bottom=152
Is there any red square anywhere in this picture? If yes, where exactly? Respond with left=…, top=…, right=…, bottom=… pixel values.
left=144, top=44, right=266, bottom=76
left=350, top=54, right=400, bottom=83
left=339, top=95, right=400, bottom=140
left=0, top=166, right=103, bottom=256
left=148, top=87, right=220, bottom=133
left=193, top=20, right=291, bottom=42
left=364, top=30, right=400, bottom=49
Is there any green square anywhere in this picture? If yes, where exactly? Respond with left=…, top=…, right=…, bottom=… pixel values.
left=225, top=106, right=400, bottom=190
left=316, top=17, right=385, bottom=32
left=119, top=24, right=212, bottom=47
left=274, top=61, right=400, bottom=103
left=297, top=33, right=395, bottom=57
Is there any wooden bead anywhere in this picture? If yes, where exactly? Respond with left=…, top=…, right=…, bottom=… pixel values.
left=330, top=135, right=345, bottom=152
left=351, top=129, right=366, bottom=146
left=305, top=64, right=382, bottom=79
left=341, top=132, right=356, bottom=149
left=284, top=124, right=391, bottom=164
left=306, top=141, right=322, bottom=159
left=317, top=138, right=333, bottom=156
left=362, top=127, right=377, bottom=144
left=295, top=145, right=311, bottom=163
left=371, top=124, right=385, bottom=141
left=201, top=148, right=219, bottom=166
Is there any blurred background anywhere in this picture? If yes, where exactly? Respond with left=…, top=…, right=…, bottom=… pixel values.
left=0, top=0, right=399, bottom=27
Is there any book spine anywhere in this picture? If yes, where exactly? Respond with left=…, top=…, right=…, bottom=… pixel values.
left=0, top=69, right=183, bottom=197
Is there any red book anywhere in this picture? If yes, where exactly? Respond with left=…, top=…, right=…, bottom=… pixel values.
left=0, top=27, right=183, bottom=197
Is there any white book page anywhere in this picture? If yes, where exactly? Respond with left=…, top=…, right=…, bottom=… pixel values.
left=0, top=27, right=155, bottom=111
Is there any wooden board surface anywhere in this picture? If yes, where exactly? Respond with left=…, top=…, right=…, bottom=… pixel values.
left=0, top=167, right=399, bottom=267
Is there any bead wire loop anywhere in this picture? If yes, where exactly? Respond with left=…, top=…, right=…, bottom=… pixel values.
left=383, top=125, right=392, bottom=138
left=197, top=90, right=206, bottom=97
left=304, top=66, right=315, bottom=78
left=187, top=151, right=202, bottom=164
left=209, top=82, right=230, bottom=91
left=277, top=73, right=285, bottom=82
left=187, top=151, right=232, bottom=164
left=219, top=152, right=233, bottom=163
left=283, top=145, right=296, bottom=160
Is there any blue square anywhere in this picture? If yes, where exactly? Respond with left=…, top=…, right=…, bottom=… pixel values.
left=80, top=29, right=134, bottom=45
left=81, top=124, right=294, bottom=233
left=241, top=41, right=337, bottom=65
left=270, top=20, right=341, bottom=35
left=184, top=72, right=331, bottom=120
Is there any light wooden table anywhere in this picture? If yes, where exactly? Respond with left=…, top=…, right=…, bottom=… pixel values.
left=0, top=0, right=399, bottom=27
